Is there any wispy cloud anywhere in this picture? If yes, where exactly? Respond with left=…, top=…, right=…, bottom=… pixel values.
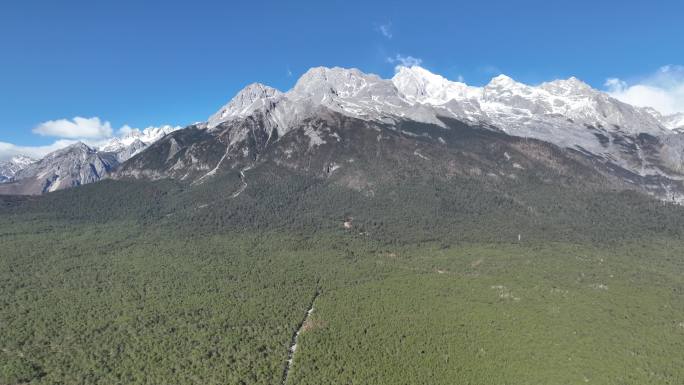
left=386, top=54, right=423, bottom=71
left=376, top=22, right=393, bottom=39
left=605, top=65, right=684, bottom=115
left=33, top=116, right=113, bottom=139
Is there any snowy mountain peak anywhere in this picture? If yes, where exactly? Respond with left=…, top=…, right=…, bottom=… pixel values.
left=132, top=125, right=178, bottom=140
left=0, top=155, right=36, bottom=183
left=100, top=138, right=123, bottom=152
left=392, top=66, right=476, bottom=104
left=103, top=125, right=178, bottom=150
left=393, top=65, right=463, bottom=88
left=487, top=74, right=517, bottom=86
left=98, top=125, right=179, bottom=163
left=565, top=76, right=591, bottom=88
left=394, top=65, right=446, bottom=80
left=9, top=155, right=36, bottom=167
left=663, top=112, right=684, bottom=131
left=4, top=65, right=684, bottom=196
left=200, top=65, right=680, bottom=171
left=208, top=83, right=282, bottom=128
left=67, top=141, right=93, bottom=152
left=539, top=77, right=595, bottom=96
left=483, top=75, right=534, bottom=99
left=292, top=66, right=386, bottom=100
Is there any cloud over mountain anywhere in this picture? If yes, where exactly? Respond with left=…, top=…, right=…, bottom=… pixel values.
left=606, top=65, right=684, bottom=115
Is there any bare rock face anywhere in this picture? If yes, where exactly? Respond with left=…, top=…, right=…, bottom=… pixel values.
left=0, top=143, right=118, bottom=195
left=207, top=83, right=283, bottom=129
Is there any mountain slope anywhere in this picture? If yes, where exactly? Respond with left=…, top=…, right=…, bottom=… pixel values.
left=114, top=66, right=684, bottom=202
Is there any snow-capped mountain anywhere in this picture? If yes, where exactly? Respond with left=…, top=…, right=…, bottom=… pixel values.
left=208, top=66, right=677, bottom=137
left=201, top=66, right=684, bottom=184
left=397, top=66, right=674, bottom=144
left=115, top=65, right=684, bottom=202
left=100, top=125, right=180, bottom=161
left=661, top=113, right=684, bottom=132
left=6, top=66, right=684, bottom=199
left=392, top=66, right=683, bottom=177
left=392, top=66, right=666, bottom=134
left=0, top=156, right=36, bottom=183
left=209, top=66, right=674, bottom=136
left=207, top=67, right=445, bottom=135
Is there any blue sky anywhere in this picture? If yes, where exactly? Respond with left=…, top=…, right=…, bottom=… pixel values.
left=1, top=0, right=683, bottom=158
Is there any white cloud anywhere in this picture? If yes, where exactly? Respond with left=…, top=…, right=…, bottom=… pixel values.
left=387, top=54, right=423, bottom=72
left=33, top=116, right=113, bottom=138
left=377, top=22, right=392, bottom=39
left=117, top=124, right=137, bottom=137
left=1, top=118, right=180, bottom=162
left=0, top=139, right=77, bottom=161
left=605, top=65, right=684, bottom=115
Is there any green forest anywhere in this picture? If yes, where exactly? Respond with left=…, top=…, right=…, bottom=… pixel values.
left=1, top=167, right=684, bottom=384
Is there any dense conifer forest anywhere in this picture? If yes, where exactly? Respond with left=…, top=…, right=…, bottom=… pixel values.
left=1, top=166, right=684, bottom=384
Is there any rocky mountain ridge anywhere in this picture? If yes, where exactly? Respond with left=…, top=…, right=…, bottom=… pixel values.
left=172, top=66, right=684, bottom=201
left=3, top=66, right=684, bottom=199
